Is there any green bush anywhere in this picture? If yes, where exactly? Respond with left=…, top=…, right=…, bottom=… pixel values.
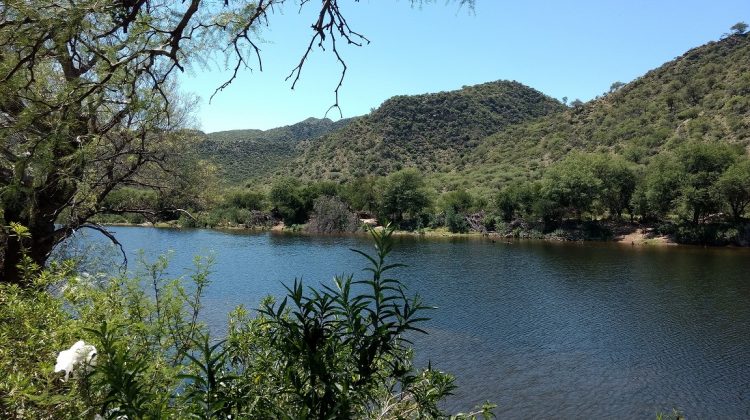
left=445, top=209, right=470, bottom=233
left=307, top=196, right=360, bottom=233
left=674, top=223, right=727, bottom=245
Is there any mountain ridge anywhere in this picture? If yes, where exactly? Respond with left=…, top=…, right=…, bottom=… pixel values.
left=288, top=80, right=566, bottom=179
left=429, top=33, right=750, bottom=196
left=197, top=117, right=353, bottom=183
left=199, top=33, right=750, bottom=195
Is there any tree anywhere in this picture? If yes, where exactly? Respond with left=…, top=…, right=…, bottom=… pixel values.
left=539, top=153, right=636, bottom=221
left=439, top=189, right=473, bottom=233
left=588, top=154, right=636, bottom=219
left=639, top=153, right=683, bottom=219
left=269, top=178, right=306, bottom=225
left=224, top=188, right=268, bottom=211
left=716, top=157, right=750, bottom=222
left=495, top=183, right=536, bottom=222
left=341, top=176, right=379, bottom=215
left=307, top=195, right=359, bottom=233
left=674, top=142, right=738, bottom=224
left=731, top=21, right=749, bottom=35
left=540, top=154, right=602, bottom=220
left=609, top=81, right=625, bottom=93
left=0, top=1, right=243, bottom=283
left=378, top=169, right=431, bottom=228
left=0, top=0, right=474, bottom=284
left=439, top=189, right=474, bottom=214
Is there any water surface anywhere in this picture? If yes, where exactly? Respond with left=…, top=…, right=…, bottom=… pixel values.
left=67, top=226, right=750, bottom=418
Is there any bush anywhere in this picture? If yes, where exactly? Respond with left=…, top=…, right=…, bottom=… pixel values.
left=445, top=209, right=470, bottom=233
left=674, top=223, right=727, bottom=245
left=307, top=196, right=360, bottom=233
left=224, top=189, right=268, bottom=211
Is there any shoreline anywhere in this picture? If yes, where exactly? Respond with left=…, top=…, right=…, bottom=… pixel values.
left=100, top=221, right=690, bottom=248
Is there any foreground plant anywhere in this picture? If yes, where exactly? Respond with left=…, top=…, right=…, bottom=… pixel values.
left=257, top=225, right=450, bottom=417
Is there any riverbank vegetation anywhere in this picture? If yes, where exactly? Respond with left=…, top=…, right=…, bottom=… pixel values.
left=99, top=142, right=750, bottom=246
left=137, top=31, right=750, bottom=247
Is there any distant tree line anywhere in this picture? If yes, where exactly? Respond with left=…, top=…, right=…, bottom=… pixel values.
left=100, top=140, right=750, bottom=245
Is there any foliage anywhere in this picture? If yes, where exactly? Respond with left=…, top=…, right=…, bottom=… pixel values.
left=445, top=209, right=470, bottom=233
left=224, top=188, right=268, bottom=212
left=269, top=178, right=308, bottom=225
left=0, top=259, right=85, bottom=417
left=540, top=154, right=604, bottom=220
left=716, top=157, right=750, bottom=221
left=0, top=0, right=220, bottom=283
left=495, top=182, right=537, bottom=222
left=340, top=176, right=381, bottom=215
left=379, top=169, right=433, bottom=229
left=307, top=195, right=360, bottom=233
left=259, top=226, right=438, bottom=417
left=636, top=154, right=684, bottom=219
left=440, top=190, right=475, bottom=214
left=730, top=22, right=748, bottom=35
left=673, top=142, right=739, bottom=223
left=439, top=190, right=474, bottom=233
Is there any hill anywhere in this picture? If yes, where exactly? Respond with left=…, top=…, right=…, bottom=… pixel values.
left=200, top=34, right=750, bottom=198
left=448, top=33, right=750, bottom=195
left=287, top=81, right=566, bottom=179
left=197, top=117, right=352, bottom=184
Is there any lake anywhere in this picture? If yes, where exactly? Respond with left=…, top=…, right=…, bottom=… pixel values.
left=65, top=226, right=750, bottom=418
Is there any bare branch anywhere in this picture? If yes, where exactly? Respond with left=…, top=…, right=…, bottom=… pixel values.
left=286, top=0, right=369, bottom=115
left=78, top=223, right=128, bottom=268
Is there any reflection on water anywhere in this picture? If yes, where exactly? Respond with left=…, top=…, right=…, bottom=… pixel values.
left=66, top=227, right=750, bottom=418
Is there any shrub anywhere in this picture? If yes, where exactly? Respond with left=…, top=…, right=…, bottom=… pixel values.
left=307, top=196, right=360, bottom=233
left=445, top=209, right=470, bottom=233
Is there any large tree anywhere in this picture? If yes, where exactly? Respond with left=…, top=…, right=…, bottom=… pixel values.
left=0, top=0, right=474, bottom=284
left=716, top=157, right=750, bottom=222
left=378, top=168, right=432, bottom=228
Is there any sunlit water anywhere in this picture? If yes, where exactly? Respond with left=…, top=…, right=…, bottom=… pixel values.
left=64, top=226, right=750, bottom=418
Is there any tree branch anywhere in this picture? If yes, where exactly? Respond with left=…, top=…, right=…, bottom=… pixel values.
left=78, top=223, right=128, bottom=268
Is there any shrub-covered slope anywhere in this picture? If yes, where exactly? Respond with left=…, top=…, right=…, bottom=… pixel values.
left=453, top=34, right=750, bottom=195
left=288, top=81, right=565, bottom=179
left=198, top=117, right=352, bottom=184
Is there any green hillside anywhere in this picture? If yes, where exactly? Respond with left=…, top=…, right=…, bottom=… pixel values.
left=288, top=81, right=566, bottom=179
left=200, top=34, right=750, bottom=200
left=197, top=117, right=352, bottom=183
left=122, top=33, right=750, bottom=244
left=448, top=33, right=750, bottom=195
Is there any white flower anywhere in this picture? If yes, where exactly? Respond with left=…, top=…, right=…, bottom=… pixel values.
left=94, top=412, right=128, bottom=420
left=54, top=340, right=98, bottom=381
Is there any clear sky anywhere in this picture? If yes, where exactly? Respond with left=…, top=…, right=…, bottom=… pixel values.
left=179, top=0, right=750, bottom=133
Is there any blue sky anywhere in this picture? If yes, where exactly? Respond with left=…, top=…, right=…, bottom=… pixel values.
left=180, top=0, right=750, bottom=133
